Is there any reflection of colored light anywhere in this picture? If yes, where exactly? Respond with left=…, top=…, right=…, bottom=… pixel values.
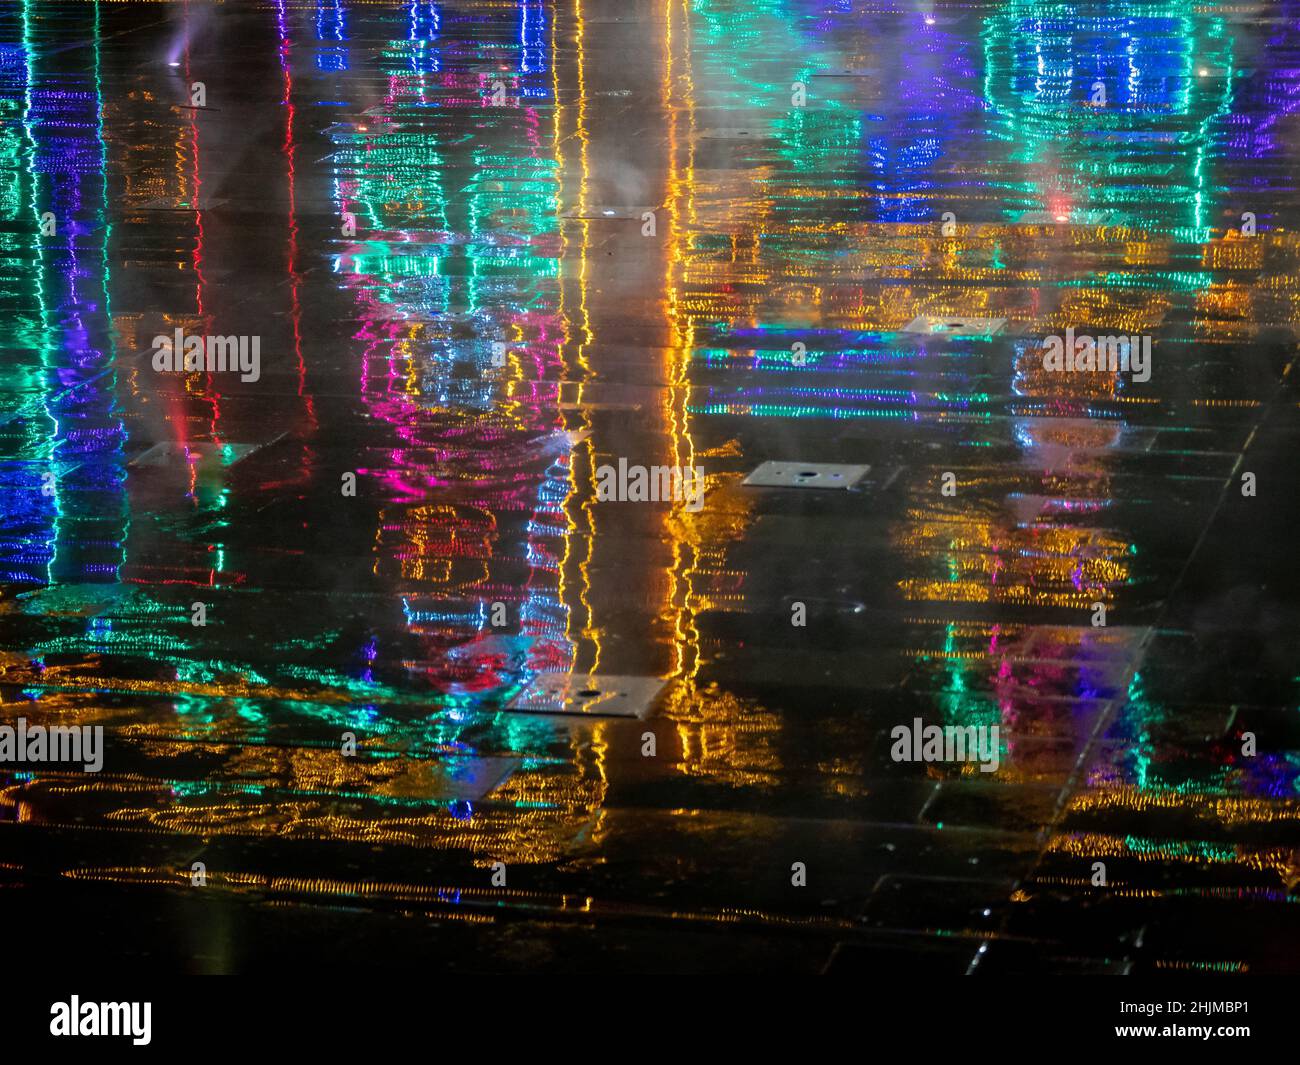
left=315, top=0, right=348, bottom=71
left=325, top=0, right=574, bottom=707
left=1221, top=1, right=1300, bottom=163
left=8, top=0, right=127, bottom=587
left=983, top=1, right=1236, bottom=238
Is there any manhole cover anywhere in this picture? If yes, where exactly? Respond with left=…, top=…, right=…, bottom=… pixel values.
left=504, top=674, right=665, bottom=718
left=129, top=440, right=272, bottom=469
left=697, top=128, right=767, bottom=140
left=134, top=198, right=228, bottom=212
left=560, top=205, right=658, bottom=220
left=1016, top=209, right=1122, bottom=226
left=742, top=461, right=870, bottom=490
left=903, top=315, right=1006, bottom=338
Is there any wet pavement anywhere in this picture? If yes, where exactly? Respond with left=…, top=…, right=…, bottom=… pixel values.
left=1, top=0, right=1298, bottom=974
